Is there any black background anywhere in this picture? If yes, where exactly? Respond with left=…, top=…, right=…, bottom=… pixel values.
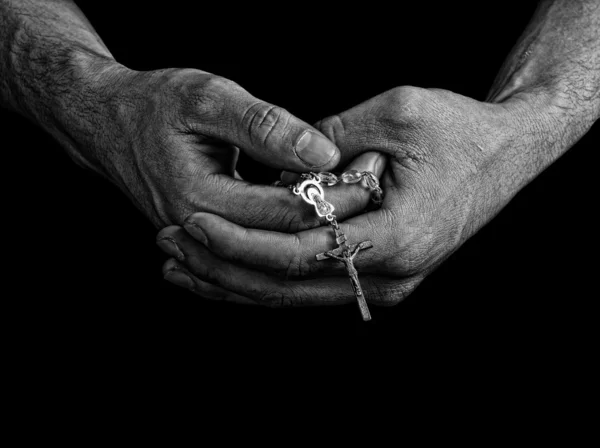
left=3, top=1, right=597, bottom=365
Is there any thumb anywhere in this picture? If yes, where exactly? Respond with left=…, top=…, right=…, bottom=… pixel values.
left=198, top=78, right=340, bottom=171
left=313, top=93, right=396, bottom=167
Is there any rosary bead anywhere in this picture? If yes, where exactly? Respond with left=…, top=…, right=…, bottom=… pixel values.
left=341, top=169, right=363, bottom=184
left=364, top=173, right=379, bottom=189
left=318, top=172, right=339, bottom=186
left=372, top=188, right=383, bottom=204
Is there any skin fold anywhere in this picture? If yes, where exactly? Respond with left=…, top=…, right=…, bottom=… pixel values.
left=157, top=1, right=600, bottom=306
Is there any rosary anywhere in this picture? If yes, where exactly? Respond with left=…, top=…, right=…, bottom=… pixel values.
left=276, top=170, right=383, bottom=321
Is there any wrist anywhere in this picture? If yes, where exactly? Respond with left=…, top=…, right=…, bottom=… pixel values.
left=468, top=82, right=593, bottom=230
left=44, top=51, right=136, bottom=177
left=465, top=92, right=563, bottom=231
left=495, top=77, right=599, bottom=157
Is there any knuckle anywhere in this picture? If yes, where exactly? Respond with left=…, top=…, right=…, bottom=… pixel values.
left=179, top=74, right=240, bottom=121
left=191, top=78, right=228, bottom=116
left=244, top=204, right=282, bottom=229
left=156, top=225, right=181, bottom=243
left=378, top=89, right=438, bottom=172
left=387, top=85, right=424, bottom=108
left=241, top=102, right=290, bottom=147
left=281, top=208, right=322, bottom=233
left=315, top=114, right=345, bottom=145
left=162, top=193, right=199, bottom=226
left=257, top=289, right=297, bottom=307
left=226, top=200, right=320, bottom=234
left=393, top=143, right=430, bottom=172
left=201, top=75, right=239, bottom=94
left=338, top=184, right=371, bottom=218
left=247, top=194, right=321, bottom=233
left=284, top=251, right=313, bottom=280
left=181, top=173, right=214, bottom=208
left=382, top=86, right=431, bottom=125
left=162, top=258, right=180, bottom=276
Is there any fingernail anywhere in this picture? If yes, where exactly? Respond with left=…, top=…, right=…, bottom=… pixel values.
left=294, top=130, right=337, bottom=168
left=183, top=220, right=208, bottom=246
left=374, top=153, right=387, bottom=176
left=156, top=236, right=185, bottom=261
left=164, top=270, right=195, bottom=291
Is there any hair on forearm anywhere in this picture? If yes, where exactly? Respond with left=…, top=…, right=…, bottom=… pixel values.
left=487, top=1, right=600, bottom=108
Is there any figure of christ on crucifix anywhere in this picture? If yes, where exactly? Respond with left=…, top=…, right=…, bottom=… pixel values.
left=316, top=222, right=374, bottom=321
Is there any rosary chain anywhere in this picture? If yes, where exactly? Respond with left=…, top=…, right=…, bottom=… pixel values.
left=273, top=170, right=384, bottom=205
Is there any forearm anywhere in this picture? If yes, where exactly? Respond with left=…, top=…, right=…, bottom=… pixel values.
left=488, top=0, right=599, bottom=141
left=480, top=0, right=600, bottom=209
left=0, top=0, right=127, bottom=173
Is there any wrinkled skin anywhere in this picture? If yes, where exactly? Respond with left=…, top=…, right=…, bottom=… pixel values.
left=88, top=67, right=345, bottom=229
left=157, top=86, right=548, bottom=305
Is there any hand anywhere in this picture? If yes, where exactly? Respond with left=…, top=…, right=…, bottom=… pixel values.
left=156, top=86, right=557, bottom=306
left=77, top=66, right=347, bottom=229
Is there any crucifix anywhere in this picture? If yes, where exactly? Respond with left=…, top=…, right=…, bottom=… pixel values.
left=316, top=223, right=373, bottom=321
left=291, top=174, right=377, bottom=321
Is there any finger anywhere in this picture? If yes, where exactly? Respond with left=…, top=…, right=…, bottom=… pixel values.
left=162, top=258, right=258, bottom=306
left=178, top=204, right=408, bottom=279
left=159, top=227, right=414, bottom=307
left=313, top=91, right=407, bottom=167
left=279, top=151, right=388, bottom=221
left=280, top=170, right=301, bottom=185
left=280, top=150, right=386, bottom=184
left=194, top=77, right=340, bottom=172
left=181, top=149, right=386, bottom=232
left=167, top=135, right=325, bottom=231
left=185, top=170, right=324, bottom=232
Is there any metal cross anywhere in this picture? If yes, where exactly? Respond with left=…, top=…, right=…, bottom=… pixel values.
left=316, top=223, right=373, bottom=321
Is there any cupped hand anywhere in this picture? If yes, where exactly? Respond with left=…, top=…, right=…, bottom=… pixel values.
left=156, top=86, right=543, bottom=306
left=86, top=66, right=366, bottom=229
